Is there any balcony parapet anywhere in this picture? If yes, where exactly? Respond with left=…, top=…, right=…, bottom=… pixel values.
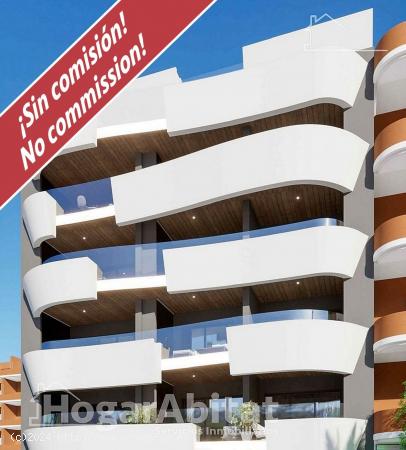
left=375, top=22, right=406, bottom=70
left=374, top=312, right=406, bottom=363
left=23, top=219, right=346, bottom=317
left=23, top=339, right=162, bottom=395
left=165, top=51, right=367, bottom=136
left=112, top=125, right=369, bottom=226
left=24, top=423, right=198, bottom=450
left=265, top=418, right=366, bottom=450
left=374, top=118, right=406, bottom=164
left=374, top=409, right=402, bottom=435
left=374, top=22, right=406, bottom=115
left=227, top=320, right=367, bottom=376
left=163, top=225, right=367, bottom=293
left=374, top=118, right=406, bottom=197
left=374, top=215, right=406, bottom=280
left=23, top=257, right=98, bottom=318
left=23, top=124, right=369, bottom=247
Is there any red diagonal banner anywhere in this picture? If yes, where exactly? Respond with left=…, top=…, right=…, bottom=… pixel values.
left=0, top=0, right=215, bottom=209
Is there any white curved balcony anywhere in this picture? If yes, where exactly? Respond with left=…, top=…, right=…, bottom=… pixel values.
left=55, top=11, right=370, bottom=152
left=25, top=424, right=198, bottom=450
left=23, top=124, right=368, bottom=246
left=374, top=335, right=406, bottom=363
left=22, top=191, right=62, bottom=247
left=22, top=178, right=117, bottom=248
left=165, top=50, right=367, bottom=135
left=163, top=225, right=367, bottom=293
left=24, top=418, right=367, bottom=450
left=43, top=309, right=342, bottom=368
left=227, top=320, right=367, bottom=376
left=55, top=10, right=371, bottom=148
left=23, top=220, right=349, bottom=317
left=112, top=125, right=369, bottom=226
left=23, top=339, right=162, bottom=395
left=374, top=141, right=406, bottom=176
left=373, top=238, right=406, bottom=280
left=23, top=257, right=99, bottom=317
left=374, top=167, right=406, bottom=199
left=23, top=254, right=166, bottom=318
left=265, top=418, right=366, bottom=450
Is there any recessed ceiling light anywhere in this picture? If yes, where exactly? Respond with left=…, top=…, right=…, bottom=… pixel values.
left=192, top=374, right=196, bottom=378
left=82, top=309, right=87, bottom=313
left=296, top=281, right=300, bottom=285
left=192, top=295, right=196, bottom=299
left=296, top=196, right=301, bottom=200
left=82, top=236, right=87, bottom=240
left=192, top=215, right=196, bottom=220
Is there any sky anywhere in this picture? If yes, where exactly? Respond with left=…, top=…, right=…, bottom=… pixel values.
left=0, top=0, right=405, bottom=360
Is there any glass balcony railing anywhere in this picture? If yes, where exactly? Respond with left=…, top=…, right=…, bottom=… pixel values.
left=42, top=400, right=342, bottom=431
left=42, top=332, right=136, bottom=350
left=151, top=309, right=342, bottom=358
left=48, top=178, right=113, bottom=214
left=43, top=410, right=129, bottom=426
left=42, top=309, right=343, bottom=352
left=44, top=218, right=341, bottom=279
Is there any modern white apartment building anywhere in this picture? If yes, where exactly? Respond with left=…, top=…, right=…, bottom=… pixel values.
left=20, top=9, right=406, bottom=450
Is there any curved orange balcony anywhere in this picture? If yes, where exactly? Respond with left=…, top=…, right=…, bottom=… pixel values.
left=374, top=312, right=406, bottom=363
left=374, top=215, right=406, bottom=251
left=374, top=23, right=406, bottom=118
left=374, top=118, right=406, bottom=163
left=374, top=408, right=401, bottom=434
left=374, top=312, right=406, bottom=343
left=374, top=118, right=406, bottom=197
left=375, top=22, right=406, bottom=68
